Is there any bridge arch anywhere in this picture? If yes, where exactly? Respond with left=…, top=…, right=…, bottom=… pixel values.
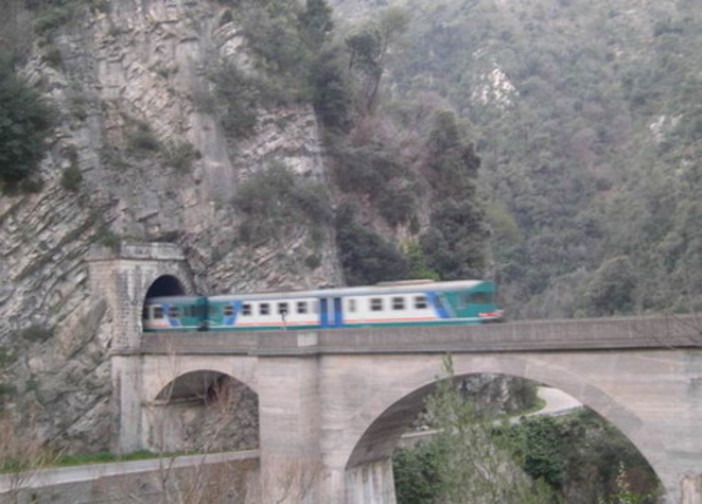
left=144, top=365, right=259, bottom=453
left=340, top=352, right=666, bottom=499
left=142, top=355, right=259, bottom=404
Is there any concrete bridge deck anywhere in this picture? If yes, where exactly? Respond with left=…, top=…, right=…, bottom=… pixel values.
left=134, top=314, right=702, bottom=355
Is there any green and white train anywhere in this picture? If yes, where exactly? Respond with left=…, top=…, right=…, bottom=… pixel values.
left=142, top=279, right=504, bottom=332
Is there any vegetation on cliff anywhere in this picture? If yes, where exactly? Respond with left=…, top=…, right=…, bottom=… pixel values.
left=0, top=54, right=55, bottom=190
left=331, top=0, right=702, bottom=317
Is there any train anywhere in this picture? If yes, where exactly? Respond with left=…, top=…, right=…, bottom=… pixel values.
left=142, top=279, right=504, bottom=332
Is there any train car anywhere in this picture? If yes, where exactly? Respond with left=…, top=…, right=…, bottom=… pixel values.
left=142, top=295, right=208, bottom=331
left=143, top=280, right=503, bottom=332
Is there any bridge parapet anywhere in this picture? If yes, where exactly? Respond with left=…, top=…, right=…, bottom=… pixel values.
left=138, top=315, right=702, bottom=356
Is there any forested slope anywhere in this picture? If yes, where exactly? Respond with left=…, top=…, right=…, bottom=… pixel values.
left=332, top=0, right=702, bottom=318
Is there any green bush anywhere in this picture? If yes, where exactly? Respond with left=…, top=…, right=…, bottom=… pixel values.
left=334, top=203, right=410, bottom=285
left=30, top=0, right=109, bottom=35
left=378, top=187, right=417, bottom=228
left=329, top=140, right=403, bottom=199
left=0, top=55, right=56, bottom=187
left=126, top=121, right=160, bottom=155
left=61, top=164, right=82, bottom=191
left=212, top=63, right=260, bottom=138
left=95, top=230, right=121, bottom=250
left=163, top=140, right=200, bottom=173
left=42, top=45, right=63, bottom=68
left=18, top=325, right=54, bottom=343
left=311, top=48, right=352, bottom=131
left=233, top=162, right=332, bottom=246
left=579, top=256, right=637, bottom=316
left=393, top=442, right=443, bottom=504
left=420, top=199, right=490, bottom=280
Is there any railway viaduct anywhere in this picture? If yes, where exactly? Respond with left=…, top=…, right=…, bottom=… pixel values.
left=88, top=242, right=702, bottom=504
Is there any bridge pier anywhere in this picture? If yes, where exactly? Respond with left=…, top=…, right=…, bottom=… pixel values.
left=111, top=354, right=145, bottom=453
left=257, top=349, right=323, bottom=503
left=345, top=458, right=397, bottom=503
left=682, top=475, right=702, bottom=504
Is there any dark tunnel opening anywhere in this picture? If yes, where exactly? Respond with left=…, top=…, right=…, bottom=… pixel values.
left=145, top=275, right=185, bottom=298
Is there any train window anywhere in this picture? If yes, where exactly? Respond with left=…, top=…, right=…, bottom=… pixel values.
left=347, top=299, right=356, bottom=312
left=224, top=305, right=234, bottom=316
left=370, top=298, right=383, bottom=311
left=392, top=297, right=405, bottom=310
left=260, top=303, right=270, bottom=316
left=297, top=301, right=307, bottom=314
left=278, top=302, right=289, bottom=315
left=153, top=306, right=164, bottom=319
left=414, top=296, right=428, bottom=309
left=142, top=306, right=150, bottom=320
left=242, top=303, right=251, bottom=316
left=168, top=306, right=179, bottom=318
left=462, top=292, right=493, bottom=305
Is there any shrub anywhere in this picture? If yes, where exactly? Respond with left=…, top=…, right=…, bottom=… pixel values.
left=95, top=230, right=121, bottom=250
left=378, top=187, right=417, bottom=228
left=329, top=140, right=403, bottom=199
left=311, top=48, right=352, bottom=131
left=212, top=63, right=260, bottom=138
left=163, top=140, right=200, bottom=173
left=233, top=161, right=332, bottom=245
left=126, top=121, right=161, bottom=155
left=420, top=199, right=489, bottom=280
left=579, top=256, right=637, bottom=316
left=61, top=164, right=82, bottom=191
left=18, top=325, right=54, bottom=343
left=42, top=45, right=63, bottom=68
left=334, top=202, right=410, bottom=285
left=0, top=55, right=56, bottom=186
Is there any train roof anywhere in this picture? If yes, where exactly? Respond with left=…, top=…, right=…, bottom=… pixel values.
left=206, top=279, right=492, bottom=302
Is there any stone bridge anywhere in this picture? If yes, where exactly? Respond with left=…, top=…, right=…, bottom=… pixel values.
left=89, top=243, right=702, bottom=504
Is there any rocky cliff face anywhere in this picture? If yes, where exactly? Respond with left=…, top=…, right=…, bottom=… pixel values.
left=0, top=0, right=340, bottom=452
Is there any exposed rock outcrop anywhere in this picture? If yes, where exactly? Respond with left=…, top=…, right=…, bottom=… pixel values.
left=0, top=0, right=339, bottom=452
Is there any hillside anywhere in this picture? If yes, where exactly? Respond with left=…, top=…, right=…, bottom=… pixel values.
left=2, top=0, right=699, bottom=456
left=0, top=0, right=494, bottom=452
left=0, top=0, right=347, bottom=451
left=331, top=0, right=702, bottom=318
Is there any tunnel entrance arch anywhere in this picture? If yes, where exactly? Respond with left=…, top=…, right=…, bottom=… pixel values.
left=147, top=369, right=259, bottom=453
left=145, top=274, right=186, bottom=298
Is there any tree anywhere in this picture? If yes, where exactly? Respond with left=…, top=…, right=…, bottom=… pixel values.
left=311, top=48, right=353, bottom=131
left=579, top=256, right=637, bottom=316
left=397, top=355, right=560, bottom=504
left=298, top=0, right=334, bottom=48
left=334, top=203, right=410, bottom=285
left=0, top=55, right=55, bottom=186
left=420, top=199, right=490, bottom=280
left=345, top=7, right=410, bottom=114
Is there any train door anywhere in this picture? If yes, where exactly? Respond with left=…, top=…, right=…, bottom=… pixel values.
left=333, top=297, right=343, bottom=327
left=319, top=297, right=343, bottom=327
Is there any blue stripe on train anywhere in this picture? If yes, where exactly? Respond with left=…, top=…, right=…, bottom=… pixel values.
left=427, top=291, right=451, bottom=319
